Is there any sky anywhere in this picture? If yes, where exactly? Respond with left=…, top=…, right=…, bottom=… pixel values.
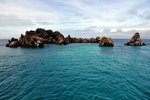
left=0, top=0, right=150, bottom=39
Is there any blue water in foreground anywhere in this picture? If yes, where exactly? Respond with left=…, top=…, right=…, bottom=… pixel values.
left=0, top=39, right=150, bottom=100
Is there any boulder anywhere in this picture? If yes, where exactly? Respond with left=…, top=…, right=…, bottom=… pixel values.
left=125, top=32, right=146, bottom=46
left=99, top=37, right=114, bottom=47
left=6, top=38, right=19, bottom=47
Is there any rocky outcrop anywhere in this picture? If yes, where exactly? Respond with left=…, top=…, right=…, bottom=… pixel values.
left=19, top=34, right=44, bottom=48
left=6, top=28, right=102, bottom=48
left=6, top=28, right=68, bottom=48
left=99, top=37, right=114, bottom=47
left=66, top=35, right=100, bottom=43
left=125, top=33, right=146, bottom=46
left=53, top=31, right=65, bottom=45
left=6, top=38, right=19, bottom=47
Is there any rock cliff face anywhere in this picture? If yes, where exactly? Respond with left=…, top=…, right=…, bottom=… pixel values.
left=125, top=33, right=146, bottom=46
left=6, top=28, right=101, bottom=48
left=99, top=37, right=114, bottom=47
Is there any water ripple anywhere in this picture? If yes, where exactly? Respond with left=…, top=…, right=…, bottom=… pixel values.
left=0, top=40, right=150, bottom=99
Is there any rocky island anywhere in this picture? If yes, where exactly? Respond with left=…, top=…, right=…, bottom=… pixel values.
left=6, top=28, right=146, bottom=48
left=6, top=28, right=104, bottom=48
left=125, top=32, right=146, bottom=46
left=99, top=37, right=114, bottom=47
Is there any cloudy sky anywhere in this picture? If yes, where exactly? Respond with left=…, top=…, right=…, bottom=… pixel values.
left=0, top=0, right=150, bottom=39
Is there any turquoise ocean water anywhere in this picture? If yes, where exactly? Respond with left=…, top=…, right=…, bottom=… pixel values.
left=0, top=39, right=150, bottom=100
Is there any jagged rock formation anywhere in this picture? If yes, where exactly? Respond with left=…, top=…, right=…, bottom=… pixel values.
left=6, top=38, right=19, bottom=47
left=6, top=28, right=101, bottom=48
left=6, top=28, right=67, bottom=48
left=99, top=37, right=114, bottom=47
left=125, top=33, right=146, bottom=46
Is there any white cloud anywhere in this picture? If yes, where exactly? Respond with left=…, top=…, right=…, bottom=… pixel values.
left=0, top=14, right=33, bottom=27
left=0, top=0, right=150, bottom=39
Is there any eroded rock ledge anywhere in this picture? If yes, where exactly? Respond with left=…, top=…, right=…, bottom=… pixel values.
left=6, top=28, right=101, bottom=48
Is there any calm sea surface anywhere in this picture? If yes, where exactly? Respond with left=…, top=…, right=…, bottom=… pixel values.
left=0, top=39, right=150, bottom=100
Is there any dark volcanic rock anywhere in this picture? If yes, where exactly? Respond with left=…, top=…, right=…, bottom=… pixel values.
left=6, top=28, right=68, bottom=48
left=53, top=31, right=65, bottom=45
left=46, top=30, right=53, bottom=37
left=99, top=37, right=114, bottom=47
left=36, top=28, right=49, bottom=38
left=56, top=37, right=65, bottom=45
left=19, top=35, right=44, bottom=48
left=6, top=28, right=103, bottom=48
left=125, top=32, right=146, bottom=46
left=36, top=28, right=47, bottom=34
left=25, top=30, right=36, bottom=36
left=6, top=38, right=19, bottom=47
